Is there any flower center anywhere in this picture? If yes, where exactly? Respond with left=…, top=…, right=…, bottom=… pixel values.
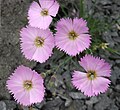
left=23, top=80, right=32, bottom=90
left=87, top=70, right=97, bottom=80
left=41, top=9, right=48, bottom=16
left=34, top=37, right=44, bottom=47
left=68, top=31, right=78, bottom=40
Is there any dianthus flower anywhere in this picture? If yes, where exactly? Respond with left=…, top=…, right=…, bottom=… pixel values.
left=20, top=26, right=54, bottom=63
left=72, top=55, right=111, bottom=97
left=28, top=0, right=59, bottom=29
left=55, top=18, right=91, bottom=56
left=7, top=65, right=45, bottom=106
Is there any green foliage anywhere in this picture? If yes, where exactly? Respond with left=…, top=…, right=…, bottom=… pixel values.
left=79, top=0, right=84, bottom=17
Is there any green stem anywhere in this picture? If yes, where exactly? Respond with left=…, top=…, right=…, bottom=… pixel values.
left=106, top=48, right=120, bottom=55
left=79, top=0, right=84, bottom=17
left=61, top=5, right=68, bottom=17
left=71, top=59, right=80, bottom=69
left=55, top=57, right=73, bottom=73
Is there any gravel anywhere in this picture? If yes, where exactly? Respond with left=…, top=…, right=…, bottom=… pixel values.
left=1, top=0, right=120, bottom=110
left=1, top=0, right=36, bottom=101
left=0, top=101, right=6, bottom=110
left=69, top=92, right=87, bottom=100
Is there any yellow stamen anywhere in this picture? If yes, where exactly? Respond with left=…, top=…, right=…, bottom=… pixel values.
left=68, top=31, right=78, bottom=40
left=87, top=70, right=97, bottom=80
left=23, top=80, right=32, bottom=91
left=41, top=9, right=48, bottom=16
left=34, top=37, right=44, bottom=47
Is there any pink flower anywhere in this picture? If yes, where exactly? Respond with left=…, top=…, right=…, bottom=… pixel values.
left=6, top=65, right=45, bottom=106
left=72, top=55, right=111, bottom=97
left=55, top=18, right=91, bottom=56
left=28, top=0, right=59, bottom=29
left=20, top=26, right=54, bottom=63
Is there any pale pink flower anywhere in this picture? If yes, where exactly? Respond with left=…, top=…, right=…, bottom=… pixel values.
left=55, top=18, right=91, bottom=56
left=28, top=0, right=59, bottom=29
left=20, top=26, right=54, bottom=63
left=6, top=65, right=45, bottom=106
left=72, top=55, right=111, bottom=97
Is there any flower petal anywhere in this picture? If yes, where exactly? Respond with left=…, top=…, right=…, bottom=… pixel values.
left=80, top=55, right=111, bottom=77
left=28, top=1, right=54, bottom=29
left=48, top=0, right=59, bottom=17
left=71, top=64, right=111, bottom=97
left=55, top=18, right=91, bottom=56
left=6, top=66, right=45, bottom=106
left=39, top=0, right=55, bottom=9
left=73, top=18, right=89, bottom=34
left=20, top=26, right=54, bottom=63
left=92, top=77, right=110, bottom=96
